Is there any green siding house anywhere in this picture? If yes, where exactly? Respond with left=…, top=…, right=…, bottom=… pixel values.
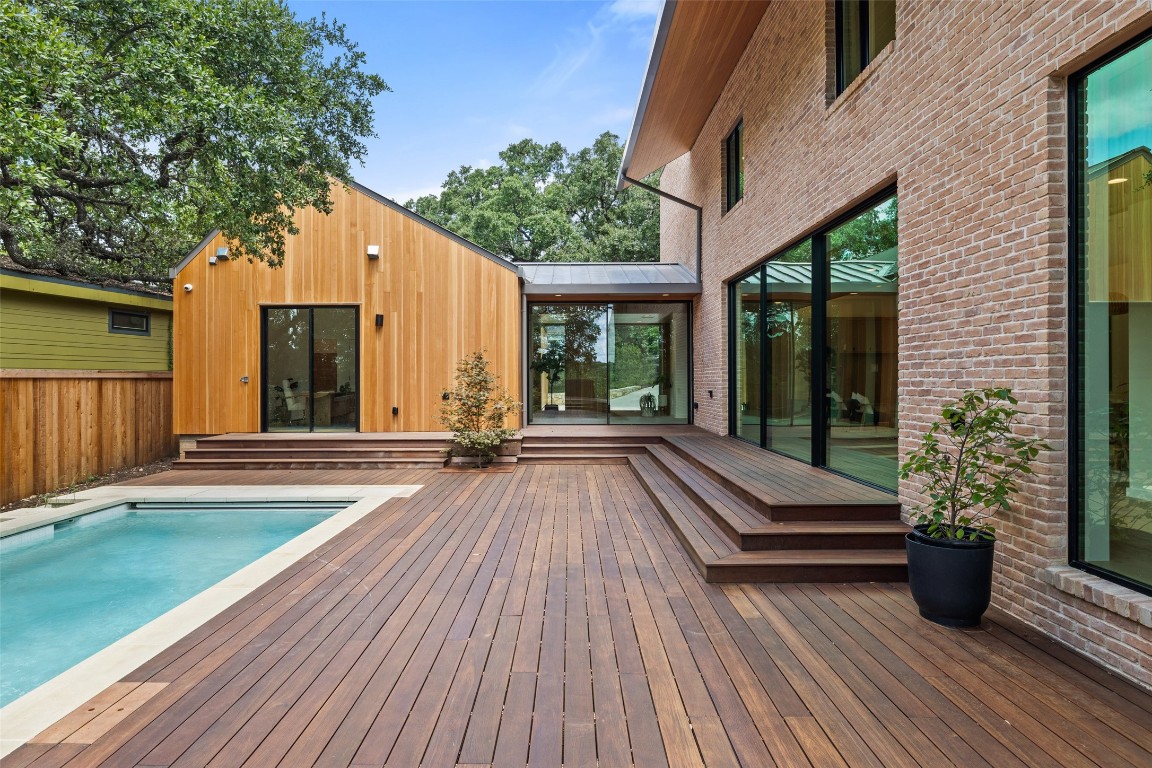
left=0, top=267, right=172, bottom=371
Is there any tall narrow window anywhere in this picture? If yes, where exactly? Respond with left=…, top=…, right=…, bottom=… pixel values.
left=1073, top=35, right=1152, bottom=595
left=724, top=120, right=744, bottom=213
left=836, top=0, right=895, bottom=94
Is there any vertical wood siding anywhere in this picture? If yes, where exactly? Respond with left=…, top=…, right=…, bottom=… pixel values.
left=172, top=184, right=523, bottom=435
left=0, top=372, right=176, bottom=505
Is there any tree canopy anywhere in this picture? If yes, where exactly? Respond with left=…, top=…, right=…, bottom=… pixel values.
left=407, top=132, right=660, bottom=263
left=0, top=0, right=388, bottom=281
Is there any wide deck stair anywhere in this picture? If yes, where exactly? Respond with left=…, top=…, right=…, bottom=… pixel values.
left=516, top=433, right=657, bottom=464
left=175, top=433, right=459, bottom=470
left=629, top=434, right=908, bottom=583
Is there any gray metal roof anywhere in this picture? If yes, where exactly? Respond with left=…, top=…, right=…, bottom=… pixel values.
left=519, top=261, right=701, bottom=295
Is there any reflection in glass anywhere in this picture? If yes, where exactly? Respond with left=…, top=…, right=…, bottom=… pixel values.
left=764, top=241, right=813, bottom=462
left=826, top=196, right=899, bottom=489
left=266, top=308, right=312, bottom=431
left=528, top=303, right=689, bottom=424
left=312, top=308, right=358, bottom=430
left=734, top=273, right=762, bottom=443
left=1077, top=37, right=1152, bottom=590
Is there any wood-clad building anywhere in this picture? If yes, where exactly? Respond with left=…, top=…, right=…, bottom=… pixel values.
left=170, top=181, right=522, bottom=436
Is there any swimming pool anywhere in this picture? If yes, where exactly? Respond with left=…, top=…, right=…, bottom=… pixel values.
left=0, top=500, right=349, bottom=706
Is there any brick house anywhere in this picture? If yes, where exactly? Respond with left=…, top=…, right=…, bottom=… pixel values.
left=619, top=1, right=1152, bottom=687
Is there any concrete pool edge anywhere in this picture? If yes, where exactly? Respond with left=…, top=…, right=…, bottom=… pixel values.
left=0, top=484, right=423, bottom=757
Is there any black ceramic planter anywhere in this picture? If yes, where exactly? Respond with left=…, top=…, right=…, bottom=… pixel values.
left=905, top=525, right=994, bottom=628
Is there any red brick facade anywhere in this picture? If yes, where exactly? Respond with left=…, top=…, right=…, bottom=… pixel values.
left=656, top=1, right=1152, bottom=688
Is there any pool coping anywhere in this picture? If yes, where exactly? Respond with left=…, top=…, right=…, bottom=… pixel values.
left=0, top=484, right=422, bottom=758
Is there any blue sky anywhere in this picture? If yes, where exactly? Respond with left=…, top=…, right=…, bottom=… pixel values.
left=286, top=0, right=660, bottom=202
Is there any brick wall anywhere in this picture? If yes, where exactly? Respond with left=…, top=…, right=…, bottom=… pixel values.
left=658, top=0, right=1152, bottom=688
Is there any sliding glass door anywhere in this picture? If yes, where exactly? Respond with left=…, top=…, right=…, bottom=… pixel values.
left=528, top=302, right=690, bottom=424
left=263, top=306, right=359, bottom=431
left=729, top=193, right=898, bottom=490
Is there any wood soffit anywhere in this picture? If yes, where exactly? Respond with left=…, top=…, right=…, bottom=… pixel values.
left=624, top=0, right=770, bottom=182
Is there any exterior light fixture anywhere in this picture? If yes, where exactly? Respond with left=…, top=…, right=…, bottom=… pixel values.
left=367, top=245, right=381, bottom=259
left=554, top=294, right=563, bottom=297
left=1108, top=178, right=1128, bottom=185
left=375, top=313, right=384, bottom=327
left=208, top=256, right=218, bottom=265
left=215, top=246, right=230, bottom=260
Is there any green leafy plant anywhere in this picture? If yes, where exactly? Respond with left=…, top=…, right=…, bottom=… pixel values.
left=899, top=388, right=1049, bottom=541
left=440, top=350, right=519, bottom=468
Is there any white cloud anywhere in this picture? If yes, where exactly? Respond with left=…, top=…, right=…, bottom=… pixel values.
left=388, top=184, right=444, bottom=204
left=606, top=0, right=661, bottom=20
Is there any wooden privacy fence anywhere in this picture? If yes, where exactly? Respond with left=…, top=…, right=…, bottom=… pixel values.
left=1, top=370, right=177, bottom=505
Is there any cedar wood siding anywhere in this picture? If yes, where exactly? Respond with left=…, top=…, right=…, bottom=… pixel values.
left=172, top=183, right=522, bottom=435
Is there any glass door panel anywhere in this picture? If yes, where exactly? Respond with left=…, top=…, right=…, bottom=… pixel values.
left=265, top=308, right=312, bottom=431
left=608, top=303, right=689, bottom=424
left=734, top=273, right=763, bottom=443
left=826, top=196, right=899, bottom=489
left=764, top=241, right=813, bottom=462
left=528, top=304, right=609, bottom=424
left=312, top=308, right=359, bottom=431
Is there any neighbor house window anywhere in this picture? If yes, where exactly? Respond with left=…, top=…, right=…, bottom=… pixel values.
left=1073, top=34, right=1152, bottom=596
left=723, top=120, right=744, bottom=213
left=836, top=0, right=895, bottom=94
left=108, top=309, right=150, bottom=335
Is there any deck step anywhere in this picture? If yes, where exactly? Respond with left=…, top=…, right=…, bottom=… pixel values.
left=630, top=453, right=908, bottom=583
left=184, top=448, right=449, bottom=461
left=662, top=436, right=900, bottom=521
left=172, top=457, right=447, bottom=470
left=518, top=453, right=631, bottom=465
left=515, top=442, right=649, bottom=456
left=706, top=550, right=907, bottom=583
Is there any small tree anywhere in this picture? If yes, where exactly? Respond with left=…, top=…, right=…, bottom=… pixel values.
left=440, top=350, right=519, bottom=467
left=900, top=388, right=1049, bottom=541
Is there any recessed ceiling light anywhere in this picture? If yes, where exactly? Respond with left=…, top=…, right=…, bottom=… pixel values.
left=1108, top=178, right=1128, bottom=185
left=554, top=294, right=562, bottom=297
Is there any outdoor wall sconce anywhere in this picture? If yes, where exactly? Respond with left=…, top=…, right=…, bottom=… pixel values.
left=215, top=246, right=230, bottom=261
left=442, top=392, right=451, bottom=400
left=375, top=313, right=385, bottom=327
left=708, top=390, right=714, bottom=398
left=367, top=245, right=380, bottom=260
left=693, top=402, right=699, bottom=410
left=240, top=376, right=249, bottom=384
left=208, top=255, right=218, bottom=265
left=182, top=283, right=193, bottom=292
left=391, top=406, right=399, bottom=415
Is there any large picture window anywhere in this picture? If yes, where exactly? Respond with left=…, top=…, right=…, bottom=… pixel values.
left=1073, top=35, right=1152, bottom=595
left=729, top=193, right=897, bottom=490
left=528, top=303, right=690, bottom=425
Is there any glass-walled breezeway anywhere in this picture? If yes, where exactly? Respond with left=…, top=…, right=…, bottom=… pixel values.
left=528, top=303, right=690, bottom=424
left=1073, top=34, right=1152, bottom=595
left=730, top=194, right=898, bottom=490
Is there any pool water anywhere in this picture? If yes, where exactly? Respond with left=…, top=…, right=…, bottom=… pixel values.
left=0, top=502, right=344, bottom=706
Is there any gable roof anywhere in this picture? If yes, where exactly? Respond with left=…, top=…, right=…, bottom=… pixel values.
left=169, top=179, right=516, bottom=278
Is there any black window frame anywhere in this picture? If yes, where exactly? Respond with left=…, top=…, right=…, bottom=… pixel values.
left=835, top=0, right=895, bottom=95
left=108, top=308, right=151, bottom=336
left=1068, top=31, right=1152, bottom=598
left=723, top=120, right=744, bottom=214
left=727, top=185, right=898, bottom=492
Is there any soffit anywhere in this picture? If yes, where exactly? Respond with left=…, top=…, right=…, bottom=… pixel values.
left=620, top=0, right=770, bottom=184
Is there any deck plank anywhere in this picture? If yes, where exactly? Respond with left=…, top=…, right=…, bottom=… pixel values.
left=4, top=464, right=1150, bottom=768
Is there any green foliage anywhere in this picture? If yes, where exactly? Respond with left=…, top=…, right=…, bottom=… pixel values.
left=828, top=197, right=897, bottom=261
left=530, top=338, right=565, bottom=405
left=408, top=132, right=659, bottom=262
left=440, top=350, right=519, bottom=467
left=899, top=388, right=1050, bottom=541
left=0, top=0, right=388, bottom=280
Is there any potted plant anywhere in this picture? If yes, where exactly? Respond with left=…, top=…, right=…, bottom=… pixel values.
left=440, top=350, right=519, bottom=468
left=899, top=387, right=1048, bottom=628
left=639, top=392, right=657, bottom=417
left=531, top=339, right=565, bottom=411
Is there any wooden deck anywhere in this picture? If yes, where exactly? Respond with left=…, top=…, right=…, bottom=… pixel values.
left=6, top=465, right=1152, bottom=767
